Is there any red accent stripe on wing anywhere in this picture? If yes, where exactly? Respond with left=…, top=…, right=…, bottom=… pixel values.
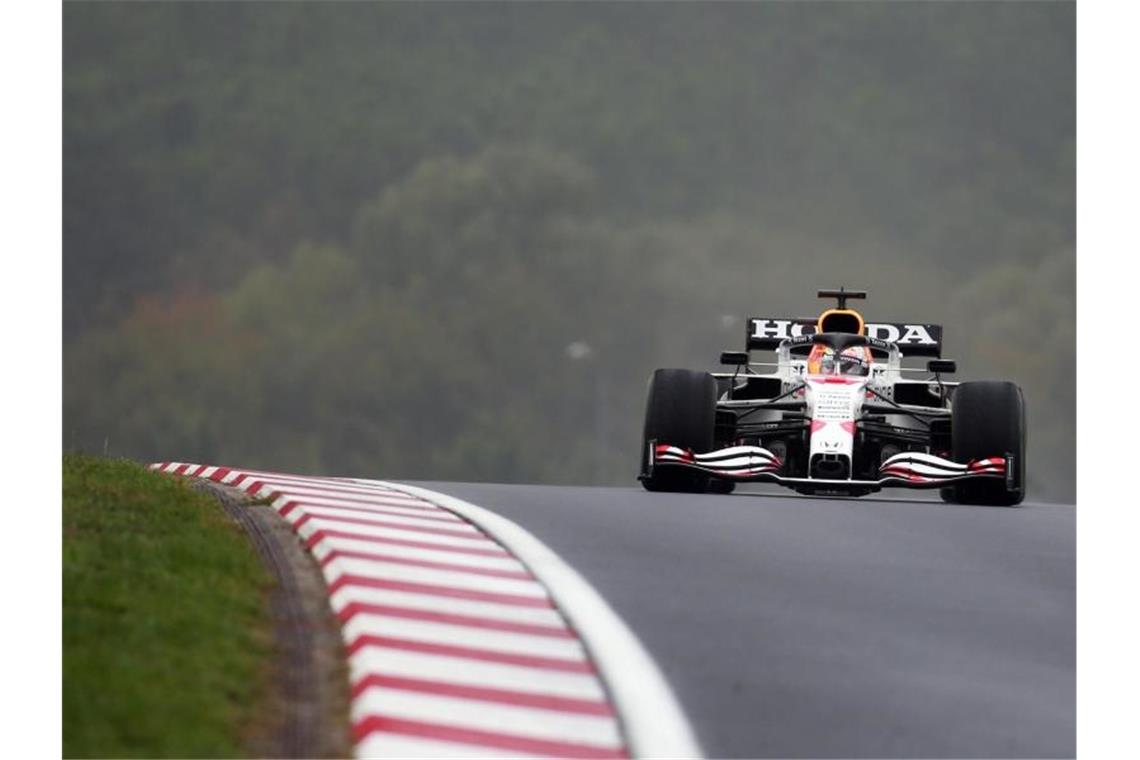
left=880, top=466, right=934, bottom=482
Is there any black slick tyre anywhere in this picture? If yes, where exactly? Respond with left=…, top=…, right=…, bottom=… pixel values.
left=947, top=380, right=1026, bottom=506
left=640, top=369, right=717, bottom=493
left=706, top=478, right=737, bottom=495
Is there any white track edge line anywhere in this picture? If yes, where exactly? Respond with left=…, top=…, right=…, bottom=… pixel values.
left=376, top=480, right=704, bottom=759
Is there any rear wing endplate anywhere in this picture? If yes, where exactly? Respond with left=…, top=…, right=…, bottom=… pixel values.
left=746, top=317, right=943, bottom=357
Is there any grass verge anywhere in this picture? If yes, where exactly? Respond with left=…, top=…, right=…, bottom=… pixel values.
left=63, top=455, right=273, bottom=758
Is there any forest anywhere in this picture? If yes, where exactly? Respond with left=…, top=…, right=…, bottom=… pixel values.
left=63, top=2, right=1075, bottom=501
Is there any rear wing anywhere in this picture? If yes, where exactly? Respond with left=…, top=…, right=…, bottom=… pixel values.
left=746, top=317, right=943, bottom=357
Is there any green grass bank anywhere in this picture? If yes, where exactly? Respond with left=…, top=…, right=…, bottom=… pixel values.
left=63, top=455, right=273, bottom=758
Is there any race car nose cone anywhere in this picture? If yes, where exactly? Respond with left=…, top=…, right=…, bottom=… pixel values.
left=811, top=453, right=850, bottom=480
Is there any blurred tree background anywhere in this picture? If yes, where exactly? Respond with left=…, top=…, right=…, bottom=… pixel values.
left=63, top=2, right=1075, bottom=501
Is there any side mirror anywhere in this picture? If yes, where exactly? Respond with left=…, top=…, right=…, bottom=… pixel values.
left=720, top=351, right=749, bottom=367
left=928, top=359, right=957, bottom=374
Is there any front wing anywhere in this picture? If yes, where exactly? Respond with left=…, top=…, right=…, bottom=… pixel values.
left=644, top=442, right=1009, bottom=494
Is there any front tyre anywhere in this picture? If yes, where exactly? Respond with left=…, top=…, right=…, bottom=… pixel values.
left=706, top=478, right=737, bottom=495
left=947, top=381, right=1026, bottom=506
left=640, top=369, right=717, bottom=493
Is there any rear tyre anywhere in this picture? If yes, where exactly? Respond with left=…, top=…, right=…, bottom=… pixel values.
left=640, top=369, right=717, bottom=493
left=947, top=381, right=1026, bottom=506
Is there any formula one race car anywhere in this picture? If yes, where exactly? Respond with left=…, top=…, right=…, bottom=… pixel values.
left=638, top=289, right=1026, bottom=505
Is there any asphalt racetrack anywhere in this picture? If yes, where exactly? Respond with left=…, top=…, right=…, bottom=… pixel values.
left=407, top=482, right=1074, bottom=758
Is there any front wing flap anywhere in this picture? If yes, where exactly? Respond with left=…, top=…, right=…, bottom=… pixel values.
left=651, top=443, right=784, bottom=477
left=644, top=442, right=1008, bottom=493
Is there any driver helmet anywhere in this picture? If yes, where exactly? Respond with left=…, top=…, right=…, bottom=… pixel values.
left=807, top=344, right=837, bottom=375
left=807, top=344, right=871, bottom=376
left=837, top=345, right=871, bottom=376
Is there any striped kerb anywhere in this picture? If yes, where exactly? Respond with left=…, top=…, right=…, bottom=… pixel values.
left=151, top=463, right=628, bottom=759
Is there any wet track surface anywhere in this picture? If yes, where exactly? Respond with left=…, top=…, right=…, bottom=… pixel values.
left=407, top=482, right=1074, bottom=758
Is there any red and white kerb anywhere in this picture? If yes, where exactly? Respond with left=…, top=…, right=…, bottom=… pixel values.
left=151, top=463, right=628, bottom=759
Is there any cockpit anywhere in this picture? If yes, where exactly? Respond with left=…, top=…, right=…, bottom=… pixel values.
left=807, top=343, right=872, bottom=377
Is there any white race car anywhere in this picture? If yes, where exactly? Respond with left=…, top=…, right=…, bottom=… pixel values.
left=639, top=288, right=1025, bottom=506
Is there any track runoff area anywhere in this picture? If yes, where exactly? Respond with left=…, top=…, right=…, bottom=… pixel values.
left=151, top=463, right=698, bottom=759
left=154, top=463, right=1073, bottom=758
